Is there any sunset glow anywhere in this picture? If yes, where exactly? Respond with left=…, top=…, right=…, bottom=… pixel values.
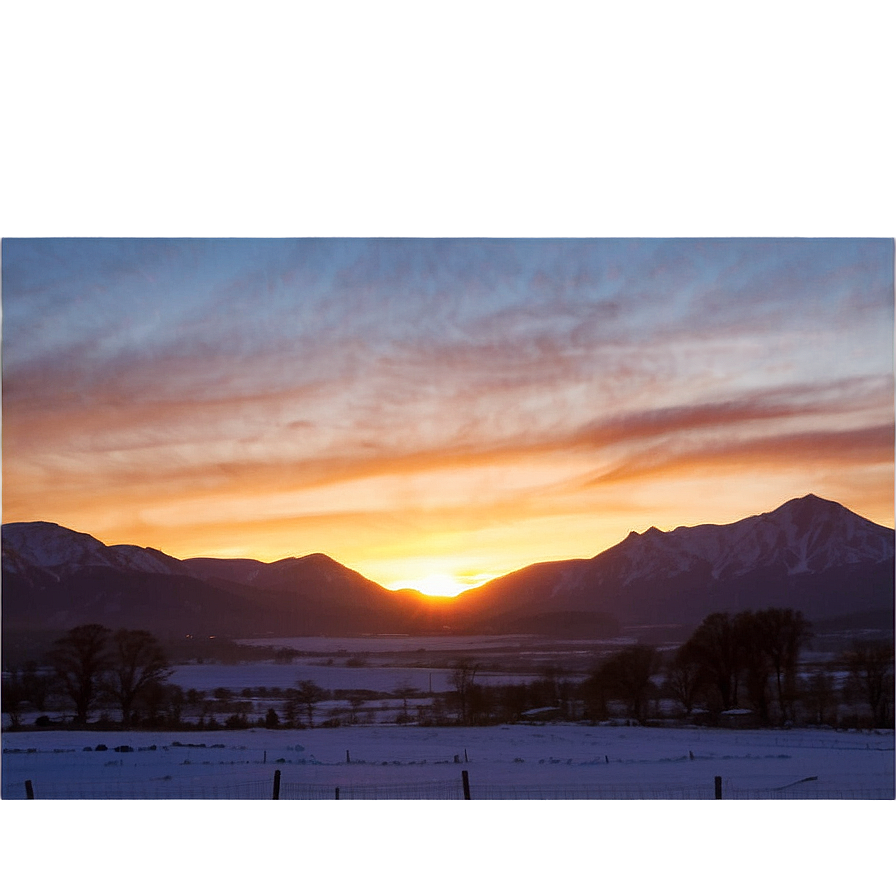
left=2, top=238, right=893, bottom=591
left=388, top=573, right=480, bottom=598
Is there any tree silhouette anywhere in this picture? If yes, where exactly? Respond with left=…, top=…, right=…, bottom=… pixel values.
left=295, top=679, right=326, bottom=728
left=736, top=611, right=772, bottom=723
left=680, top=608, right=813, bottom=721
left=1, top=670, right=27, bottom=727
left=18, top=661, right=52, bottom=712
left=108, top=629, right=171, bottom=727
left=682, top=612, right=743, bottom=711
left=755, top=608, right=811, bottom=722
left=594, top=645, right=659, bottom=722
left=842, top=640, right=894, bottom=727
left=665, top=645, right=704, bottom=717
left=804, top=668, right=837, bottom=725
left=393, top=684, right=418, bottom=724
left=48, top=623, right=112, bottom=724
left=451, top=659, right=479, bottom=725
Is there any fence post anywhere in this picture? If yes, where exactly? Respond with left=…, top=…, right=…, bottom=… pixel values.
left=714, top=776, right=722, bottom=800
left=346, top=749, right=351, bottom=764
left=462, top=769, right=471, bottom=800
left=25, top=780, right=34, bottom=800
left=272, top=769, right=281, bottom=800
left=335, top=786, right=340, bottom=800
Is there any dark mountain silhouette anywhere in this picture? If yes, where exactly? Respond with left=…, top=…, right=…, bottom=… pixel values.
left=1, top=522, right=444, bottom=639
left=458, top=495, right=894, bottom=631
left=2, top=496, right=892, bottom=642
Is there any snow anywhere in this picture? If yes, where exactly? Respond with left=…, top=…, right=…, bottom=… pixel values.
left=633, top=497, right=895, bottom=582
left=3, top=723, right=891, bottom=800
left=239, top=634, right=541, bottom=653
left=166, top=661, right=535, bottom=693
left=1, top=522, right=108, bottom=569
left=108, top=544, right=184, bottom=574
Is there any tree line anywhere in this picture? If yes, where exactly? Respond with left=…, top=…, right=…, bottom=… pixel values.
left=2, top=610, right=893, bottom=730
left=444, top=607, right=893, bottom=728
left=3, top=624, right=171, bottom=729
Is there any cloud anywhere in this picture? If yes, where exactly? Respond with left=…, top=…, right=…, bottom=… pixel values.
left=588, top=423, right=894, bottom=486
left=3, top=238, right=892, bottom=573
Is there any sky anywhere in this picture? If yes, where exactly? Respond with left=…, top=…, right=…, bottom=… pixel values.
left=2, top=237, right=893, bottom=594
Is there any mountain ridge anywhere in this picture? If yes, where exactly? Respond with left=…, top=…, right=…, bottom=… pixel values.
left=2, top=495, right=893, bottom=640
left=456, top=494, right=894, bottom=629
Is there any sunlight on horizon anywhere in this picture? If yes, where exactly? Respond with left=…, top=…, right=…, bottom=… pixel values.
left=386, top=571, right=494, bottom=598
left=2, top=239, right=892, bottom=582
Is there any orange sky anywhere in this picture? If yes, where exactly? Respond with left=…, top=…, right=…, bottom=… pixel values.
left=2, top=238, right=893, bottom=595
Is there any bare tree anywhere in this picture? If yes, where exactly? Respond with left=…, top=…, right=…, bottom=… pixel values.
left=665, top=646, right=704, bottom=717
left=451, top=659, right=479, bottom=725
left=164, top=684, right=186, bottom=726
left=348, top=693, right=366, bottom=724
left=736, top=611, right=772, bottom=724
left=755, top=608, right=811, bottom=722
left=842, top=640, right=894, bottom=728
left=581, top=665, right=610, bottom=723
left=283, top=689, right=300, bottom=727
left=681, top=612, right=743, bottom=711
left=48, top=623, right=112, bottom=724
left=393, top=683, right=418, bottom=724
left=1, top=670, right=27, bottom=728
left=107, top=629, right=171, bottom=727
left=596, top=645, right=659, bottom=722
left=295, top=679, right=326, bottom=728
left=804, top=668, right=837, bottom=726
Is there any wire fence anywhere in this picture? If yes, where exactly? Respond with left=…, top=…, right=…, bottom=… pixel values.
left=2, top=777, right=273, bottom=800
left=299, top=780, right=467, bottom=800
left=4, top=774, right=892, bottom=800
left=723, top=786, right=893, bottom=800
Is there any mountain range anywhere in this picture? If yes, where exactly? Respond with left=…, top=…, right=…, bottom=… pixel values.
left=2, top=495, right=893, bottom=643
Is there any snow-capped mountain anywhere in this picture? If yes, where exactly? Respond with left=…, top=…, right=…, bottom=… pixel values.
left=1, top=522, right=188, bottom=577
left=2, top=495, right=893, bottom=639
left=1, top=523, right=444, bottom=639
left=589, top=494, right=893, bottom=585
left=460, top=495, right=894, bottom=630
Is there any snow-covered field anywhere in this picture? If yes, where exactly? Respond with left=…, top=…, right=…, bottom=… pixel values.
left=3, top=723, right=892, bottom=800
left=166, top=660, right=534, bottom=693
left=164, top=633, right=610, bottom=694
left=4, top=634, right=893, bottom=801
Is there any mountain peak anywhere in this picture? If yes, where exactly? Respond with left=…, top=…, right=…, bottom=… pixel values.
left=2, top=520, right=109, bottom=568
left=623, top=525, right=664, bottom=542
left=776, top=493, right=840, bottom=512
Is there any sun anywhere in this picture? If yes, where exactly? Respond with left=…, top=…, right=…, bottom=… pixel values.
left=388, top=572, right=472, bottom=598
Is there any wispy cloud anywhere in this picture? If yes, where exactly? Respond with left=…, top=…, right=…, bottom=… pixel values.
left=2, top=238, right=892, bottom=584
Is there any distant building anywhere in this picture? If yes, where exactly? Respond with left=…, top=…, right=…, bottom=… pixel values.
left=520, top=706, right=564, bottom=722
left=720, top=708, right=754, bottom=729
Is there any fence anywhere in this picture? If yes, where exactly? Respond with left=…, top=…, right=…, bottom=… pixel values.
left=723, top=787, right=893, bottom=800
left=4, top=777, right=273, bottom=800
left=5, top=771, right=892, bottom=800
left=282, top=780, right=467, bottom=800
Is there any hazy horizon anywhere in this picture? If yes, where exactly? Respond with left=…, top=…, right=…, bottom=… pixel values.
left=3, top=489, right=886, bottom=599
